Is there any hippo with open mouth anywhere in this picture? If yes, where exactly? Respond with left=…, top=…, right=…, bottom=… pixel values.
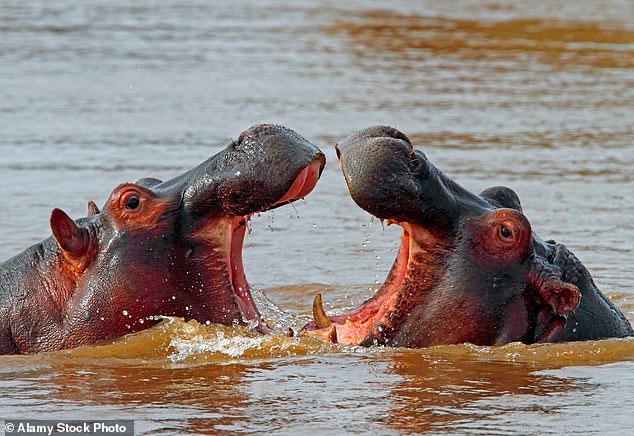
left=0, top=124, right=325, bottom=354
left=303, top=126, right=632, bottom=347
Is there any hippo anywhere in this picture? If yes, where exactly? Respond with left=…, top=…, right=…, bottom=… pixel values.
left=0, top=124, right=325, bottom=354
left=303, top=126, right=632, bottom=347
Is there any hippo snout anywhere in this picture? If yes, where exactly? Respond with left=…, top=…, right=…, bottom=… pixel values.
left=336, top=126, right=423, bottom=223
left=336, top=125, right=472, bottom=233
left=176, top=124, right=325, bottom=225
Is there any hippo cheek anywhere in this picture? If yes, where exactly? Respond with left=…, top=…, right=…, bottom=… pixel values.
left=181, top=215, right=257, bottom=326
left=493, top=298, right=533, bottom=345
left=399, top=298, right=494, bottom=347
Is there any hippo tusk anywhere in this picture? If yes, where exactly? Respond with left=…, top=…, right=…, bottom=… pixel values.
left=328, top=325, right=338, bottom=344
left=312, top=294, right=332, bottom=328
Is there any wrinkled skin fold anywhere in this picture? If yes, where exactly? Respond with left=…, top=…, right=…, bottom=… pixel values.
left=0, top=124, right=325, bottom=354
left=302, top=126, right=632, bottom=347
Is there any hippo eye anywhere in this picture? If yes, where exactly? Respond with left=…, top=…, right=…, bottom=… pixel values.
left=124, top=195, right=141, bottom=211
left=499, top=225, right=513, bottom=241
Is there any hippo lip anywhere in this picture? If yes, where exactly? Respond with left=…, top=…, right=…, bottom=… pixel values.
left=228, top=158, right=323, bottom=332
left=301, top=221, right=419, bottom=345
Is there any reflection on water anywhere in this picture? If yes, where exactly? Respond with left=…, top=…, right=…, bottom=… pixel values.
left=1, top=0, right=634, bottom=433
left=336, top=12, right=634, bottom=68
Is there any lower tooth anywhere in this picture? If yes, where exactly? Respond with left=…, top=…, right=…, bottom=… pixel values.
left=328, top=325, right=338, bottom=344
left=312, top=294, right=332, bottom=328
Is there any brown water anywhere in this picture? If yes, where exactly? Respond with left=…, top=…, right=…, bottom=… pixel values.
left=1, top=0, right=634, bottom=433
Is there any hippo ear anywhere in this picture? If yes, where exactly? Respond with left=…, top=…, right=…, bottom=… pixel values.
left=50, top=208, right=89, bottom=257
left=480, top=186, right=522, bottom=212
left=530, top=266, right=581, bottom=316
left=87, top=200, right=100, bottom=216
left=135, top=177, right=163, bottom=189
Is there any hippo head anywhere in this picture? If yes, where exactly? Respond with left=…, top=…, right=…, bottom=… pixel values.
left=48, top=124, right=324, bottom=345
left=302, top=126, right=599, bottom=347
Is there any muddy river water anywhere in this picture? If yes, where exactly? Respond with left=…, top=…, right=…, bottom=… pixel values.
left=1, top=0, right=633, bottom=434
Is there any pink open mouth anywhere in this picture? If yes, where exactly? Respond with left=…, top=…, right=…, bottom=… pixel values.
left=227, top=159, right=323, bottom=333
left=301, top=222, right=421, bottom=345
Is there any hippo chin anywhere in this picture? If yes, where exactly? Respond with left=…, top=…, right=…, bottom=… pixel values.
left=0, top=124, right=325, bottom=354
left=303, top=126, right=632, bottom=348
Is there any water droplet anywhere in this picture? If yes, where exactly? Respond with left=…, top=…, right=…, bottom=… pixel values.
left=122, top=310, right=128, bottom=316
left=139, top=319, right=144, bottom=324
left=205, top=320, right=211, bottom=326
left=291, top=202, right=300, bottom=219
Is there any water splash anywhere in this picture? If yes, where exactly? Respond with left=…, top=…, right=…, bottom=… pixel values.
left=169, top=330, right=268, bottom=361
